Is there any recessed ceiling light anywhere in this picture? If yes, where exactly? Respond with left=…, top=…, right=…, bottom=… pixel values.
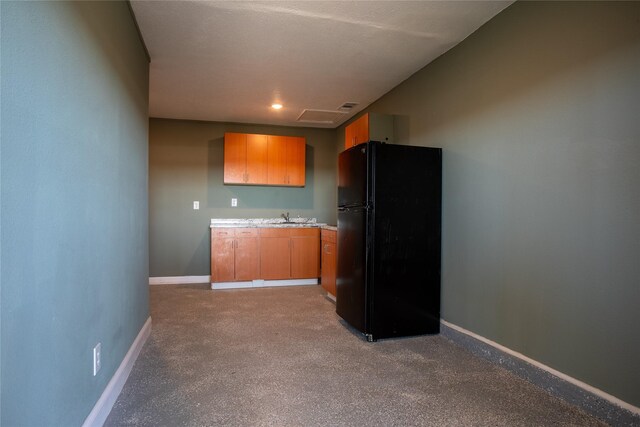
left=271, top=103, right=283, bottom=110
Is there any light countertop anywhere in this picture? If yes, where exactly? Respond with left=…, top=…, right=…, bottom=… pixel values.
left=210, top=218, right=326, bottom=229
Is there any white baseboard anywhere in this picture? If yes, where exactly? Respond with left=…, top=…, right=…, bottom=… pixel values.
left=149, top=275, right=210, bottom=285
left=211, top=278, right=318, bottom=290
left=82, top=317, right=152, bottom=427
left=441, top=319, right=640, bottom=416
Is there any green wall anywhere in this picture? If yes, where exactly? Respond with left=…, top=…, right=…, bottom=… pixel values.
left=345, top=1, right=640, bottom=407
left=1, top=2, right=149, bottom=425
left=149, top=119, right=337, bottom=277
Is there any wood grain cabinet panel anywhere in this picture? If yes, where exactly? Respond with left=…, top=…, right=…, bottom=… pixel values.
left=245, top=134, right=268, bottom=184
left=226, top=132, right=304, bottom=186
left=211, top=228, right=259, bottom=282
left=344, top=113, right=394, bottom=150
left=211, top=236, right=235, bottom=282
left=223, top=133, right=248, bottom=184
left=345, top=113, right=368, bottom=150
left=285, top=137, right=305, bottom=186
left=320, top=229, right=337, bottom=296
left=234, top=233, right=260, bottom=281
left=224, top=133, right=268, bottom=185
left=261, top=228, right=319, bottom=280
left=267, top=135, right=305, bottom=186
left=212, top=227, right=321, bottom=283
left=259, top=236, right=291, bottom=279
left=290, top=228, right=320, bottom=279
left=267, top=135, right=288, bottom=185
left=345, top=123, right=355, bottom=151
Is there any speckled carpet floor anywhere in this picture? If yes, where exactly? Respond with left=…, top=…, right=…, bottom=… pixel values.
left=104, top=284, right=606, bottom=426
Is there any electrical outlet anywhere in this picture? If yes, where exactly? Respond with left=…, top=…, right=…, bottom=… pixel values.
left=93, top=343, right=101, bottom=376
left=231, top=198, right=238, bottom=207
left=193, top=201, right=199, bottom=210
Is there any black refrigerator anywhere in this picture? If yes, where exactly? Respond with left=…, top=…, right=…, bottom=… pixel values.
left=336, top=141, right=441, bottom=341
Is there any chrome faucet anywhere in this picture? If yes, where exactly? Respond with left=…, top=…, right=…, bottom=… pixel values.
left=281, top=212, right=290, bottom=222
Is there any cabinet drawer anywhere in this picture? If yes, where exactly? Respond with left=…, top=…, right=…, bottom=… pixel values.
left=321, top=229, right=336, bottom=243
left=234, top=228, right=258, bottom=237
left=212, top=227, right=258, bottom=238
left=290, top=227, right=319, bottom=238
left=259, top=228, right=291, bottom=238
left=211, top=228, right=235, bottom=238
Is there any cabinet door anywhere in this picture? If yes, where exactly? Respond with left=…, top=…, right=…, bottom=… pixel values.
left=245, top=134, right=268, bottom=184
left=286, top=136, right=305, bottom=186
left=345, top=121, right=356, bottom=149
left=224, top=133, right=247, bottom=184
left=345, top=113, right=369, bottom=149
left=267, top=135, right=287, bottom=185
left=259, top=230, right=291, bottom=279
left=235, top=237, right=260, bottom=281
left=290, top=228, right=320, bottom=279
left=357, top=113, right=370, bottom=144
left=233, top=228, right=259, bottom=280
left=321, top=240, right=336, bottom=296
left=211, top=229, right=235, bottom=282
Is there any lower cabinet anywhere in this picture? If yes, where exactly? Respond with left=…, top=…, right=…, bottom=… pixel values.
left=320, top=229, right=336, bottom=296
left=259, top=228, right=319, bottom=280
left=211, top=227, right=320, bottom=282
left=210, top=228, right=260, bottom=282
left=290, top=229, right=320, bottom=278
left=259, top=229, right=291, bottom=279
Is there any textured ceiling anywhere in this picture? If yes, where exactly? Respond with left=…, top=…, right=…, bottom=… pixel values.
left=130, top=1, right=512, bottom=128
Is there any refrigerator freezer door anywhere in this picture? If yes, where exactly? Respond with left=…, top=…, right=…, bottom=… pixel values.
left=336, top=206, right=368, bottom=334
left=338, top=144, right=368, bottom=208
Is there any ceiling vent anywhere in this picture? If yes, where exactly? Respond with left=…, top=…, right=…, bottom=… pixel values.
left=337, top=102, right=359, bottom=112
left=296, top=109, right=347, bottom=124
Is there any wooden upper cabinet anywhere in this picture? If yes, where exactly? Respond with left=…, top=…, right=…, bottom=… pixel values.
left=267, top=135, right=305, bottom=186
left=285, top=137, right=305, bottom=186
left=224, top=133, right=268, bottom=185
left=344, top=113, right=395, bottom=150
left=226, top=132, right=305, bottom=186
left=355, top=113, right=370, bottom=146
left=345, top=114, right=368, bottom=150
left=245, top=134, right=268, bottom=184
left=345, top=123, right=355, bottom=150
left=224, top=133, right=248, bottom=184
left=267, top=135, right=287, bottom=185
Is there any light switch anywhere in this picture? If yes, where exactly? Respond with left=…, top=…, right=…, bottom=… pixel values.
left=193, top=201, right=199, bottom=210
left=231, top=198, right=238, bottom=207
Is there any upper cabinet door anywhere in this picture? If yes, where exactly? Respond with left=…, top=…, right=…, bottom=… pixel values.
left=345, top=114, right=368, bottom=150
left=245, top=134, right=268, bottom=184
left=224, top=132, right=305, bottom=186
left=344, top=113, right=394, bottom=150
left=267, top=135, right=288, bottom=185
left=345, top=122, right=355, bottom=150
left=267, top=135, right=305, bottom=186
left=224, top=133, right=247, bottom=184
left=286, top=136, right=305, bottom=186
left=355, top=113, right=369, bottom=146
